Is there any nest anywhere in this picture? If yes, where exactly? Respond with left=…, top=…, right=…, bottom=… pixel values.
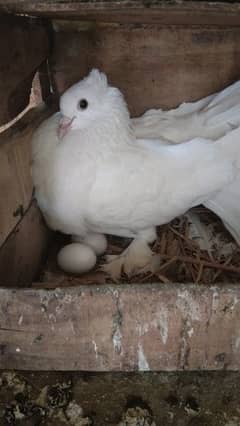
left=37, top=207, right=240, bottom=288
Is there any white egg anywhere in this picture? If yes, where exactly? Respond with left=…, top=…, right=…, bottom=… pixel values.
left=57, top=243, right=96, bottom=274
left=72, top=233, right=107, bottom=256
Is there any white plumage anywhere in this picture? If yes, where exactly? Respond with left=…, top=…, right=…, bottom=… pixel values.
left=32, top=70, right=240, bottom=278
left=133, top=79, right=240, bottom=245
left=133, top=80, right=240, bottom=142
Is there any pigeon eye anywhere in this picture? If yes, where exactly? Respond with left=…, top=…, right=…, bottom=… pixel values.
left=78, top=99, right=88, bottom=110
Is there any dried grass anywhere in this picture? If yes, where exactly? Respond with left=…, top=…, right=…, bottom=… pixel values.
left=36, top=207, right=240, bottom=288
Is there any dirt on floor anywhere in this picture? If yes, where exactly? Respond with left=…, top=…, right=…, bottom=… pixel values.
left=0, top=371, right=240, bottom=425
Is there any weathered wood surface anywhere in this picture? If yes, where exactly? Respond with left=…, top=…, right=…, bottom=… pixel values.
left=0, top=201, right=50, bottom=288
left=0, top=16, right=49, bottom=125
left=2, top=1, right=240, bottom=26
left=0, top=284, right=240, bottom=371
left=0, top=105, right=52, bottom=247
left=51, top=23, right=240, bottom=115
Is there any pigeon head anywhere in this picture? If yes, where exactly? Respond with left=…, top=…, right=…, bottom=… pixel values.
left=58, top=69, right=129, bottom=139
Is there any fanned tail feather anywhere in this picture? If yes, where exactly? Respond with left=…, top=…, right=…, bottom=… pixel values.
left=133, top=80, right=240, bottom=143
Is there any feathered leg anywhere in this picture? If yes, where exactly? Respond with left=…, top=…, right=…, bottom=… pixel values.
left=101, top=228, right=157, bottom=280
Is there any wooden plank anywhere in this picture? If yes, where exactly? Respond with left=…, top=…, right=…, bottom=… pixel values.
left=1, top=1, right=240, bottom=26
left=0, top=15, right=49, bottom=125
left=0, top=105, right=52, bottom=246
left=0, top=283, right=240, bottom=370
left=51, top=23, right=240, bottom=116
left=0, top=201, right=50, bottom=288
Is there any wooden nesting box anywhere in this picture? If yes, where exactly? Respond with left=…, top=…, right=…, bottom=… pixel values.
left=1, top=0, right=240, bottom=371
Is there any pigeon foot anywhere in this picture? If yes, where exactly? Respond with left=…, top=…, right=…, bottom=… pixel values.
left=101, top=238, right=155, bottom=280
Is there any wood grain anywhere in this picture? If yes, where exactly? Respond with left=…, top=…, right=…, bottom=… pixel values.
left=0, top=105, right=52, bottom=247
left=0, top=283, right=240, bottom=370
left=51, top=23, right=240, bottom=116
left=0, top=15, right=49, bottom=125
left=0, top=201, right=50, bottom=288
left=1, top=1, right=240, bottom=26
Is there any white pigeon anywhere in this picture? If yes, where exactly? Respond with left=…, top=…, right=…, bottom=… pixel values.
left=32, top=70, right=240, bottom=279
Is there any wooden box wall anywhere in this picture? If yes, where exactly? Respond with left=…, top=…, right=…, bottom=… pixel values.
left=0, top=1, right=240, bottom=371
left=0, top=15, right=49, bottom=126
left=51, top=22, right=240, bottom=115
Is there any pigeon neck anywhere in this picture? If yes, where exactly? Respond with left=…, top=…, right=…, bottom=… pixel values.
left=86, top=108, right=134, bottom=148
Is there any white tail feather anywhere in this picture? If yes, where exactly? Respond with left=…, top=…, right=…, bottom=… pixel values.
left=133, top=80, right=240, bottom=143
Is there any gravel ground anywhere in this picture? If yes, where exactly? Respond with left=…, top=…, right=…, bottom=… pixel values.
left=0, top=371, right=240, bottom=425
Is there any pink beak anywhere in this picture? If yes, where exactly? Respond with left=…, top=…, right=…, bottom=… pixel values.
left=57, top=116, right=75, bottom=139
